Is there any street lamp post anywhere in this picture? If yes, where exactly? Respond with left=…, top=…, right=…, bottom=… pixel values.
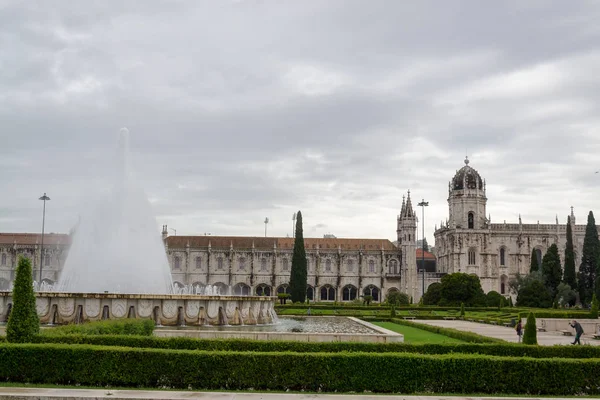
left=39, top=193, right=51, bottom=284
left=417, top=199, right=429, bottom=299
left=170, top=228, right=177, bottom=236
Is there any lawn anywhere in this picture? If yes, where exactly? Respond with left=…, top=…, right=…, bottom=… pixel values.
left=372, top=321, right=464, bottom=343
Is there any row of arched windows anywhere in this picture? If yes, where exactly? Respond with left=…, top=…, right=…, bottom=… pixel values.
left=172, top=255, right=399, bottom=274
left=0, top=252, right=52, bottom=267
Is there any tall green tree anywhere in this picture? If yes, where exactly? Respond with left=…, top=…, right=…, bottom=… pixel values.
left=438, top=273, right=485, bottom=306
left=541, top=244, right=562, bottom=297
left=7, top=257, right=40, bottom=342
left=530, top=249, right=539, bottom=273
left=564, top=216, right=577, bottom=290
left=289, top=211, right=307, bottom=303
left=578, top=211, right=600, bottom=305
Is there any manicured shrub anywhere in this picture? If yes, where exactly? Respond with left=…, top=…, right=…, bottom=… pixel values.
left=522, top=312, right=537, bottom=345
left=44, top=319, right=154, bottom=336
left=591, top=294, right=599, bottom=319
left=460, top=303, right=465, bottom=318
left=1, top=343, right=600, bottom=395
left=11, top=334, right=600, bottom=359
left=7, top=257, right=39, bottom=343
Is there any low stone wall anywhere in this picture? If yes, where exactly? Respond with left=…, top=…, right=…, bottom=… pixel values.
left=538, top=318, right=599, bottom=334
left=0, top=292, right=276, bottom=326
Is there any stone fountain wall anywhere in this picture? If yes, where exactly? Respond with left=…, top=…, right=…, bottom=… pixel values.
left=0, top=292, right=276, bottom=326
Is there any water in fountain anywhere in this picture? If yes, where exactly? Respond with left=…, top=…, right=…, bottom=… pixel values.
left=56, top=128, right=173, bottom=294
left=172, top=284, right=232, bottom=296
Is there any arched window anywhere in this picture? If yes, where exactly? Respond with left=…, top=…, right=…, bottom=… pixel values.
left=195, top=256, right=202, bottom=269
left=233, top=283, right=250, bottom=296
left=500, top=248, right=506, bottom=266
left=255, top=284, right=271, bottom=296
left=347, top=259, right=354, bottom=272
left=369, top=259, right=375, bottom=273
left=1, top=253, right=5, bottom=266
left=306, top=286, right=314, bottom=301
left=325, top=259, right=332, bottom=272
left=363, top=285, right=380, bottom=302
left=500, top=275, right=508, bottom=295
left=468, top=249, right=476, bottom=265
left=535, top=249, right=542, bottom=268
left=238, top=257, right=246, bottom=271
left=260, top=258, right=267, bottom=271
left=468, top=212, right=474, bottom=229
left=44, top=252, right=50, bottom=266
left=389, top=259, right=398, bottom=274
left=342, top=285, right=357, bottom=301
left=174, top=256, right=181, bottom=270
left=277, top=284, right=290, bottom=295
left=281, top=258, right=289, bottom=271
left=320, top=285, right=335, bottom=301
left=217, top=257, right=224, bottom=270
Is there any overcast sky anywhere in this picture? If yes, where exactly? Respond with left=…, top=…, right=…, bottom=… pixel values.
left=2, top=1, right=600, bottom=244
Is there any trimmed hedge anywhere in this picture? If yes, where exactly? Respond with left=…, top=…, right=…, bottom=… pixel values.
left=1, top=343, right=600, bottom=395
left=277, top=304, right=525, bottom=312
left=12, top=334, right=600, bottom=359
left=42, top=319, right=155, bottom=336
left=518, top=310, right=594, bottom=320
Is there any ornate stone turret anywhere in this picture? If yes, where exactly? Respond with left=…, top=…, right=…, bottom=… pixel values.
left=397, top=190, right=417, bottom=300
left=447, top=157, right=487, bottom=230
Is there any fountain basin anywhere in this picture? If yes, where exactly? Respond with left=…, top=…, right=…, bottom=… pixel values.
left=0, top=292, right=276, bottom=326
left=155, top=317, right=403, bottom=343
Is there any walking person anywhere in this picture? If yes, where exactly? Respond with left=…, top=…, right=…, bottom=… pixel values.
left=515, top=319, right=523, bottom=343
left=570, top=320, right=584, bottom=345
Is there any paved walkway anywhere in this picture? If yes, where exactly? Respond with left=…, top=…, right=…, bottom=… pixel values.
left=417, top=319, right=600, bottom=345
left=0, top=387, right=567, bottom=400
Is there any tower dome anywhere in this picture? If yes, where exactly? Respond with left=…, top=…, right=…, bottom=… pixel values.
left=451, top=156, right=483, bottom=191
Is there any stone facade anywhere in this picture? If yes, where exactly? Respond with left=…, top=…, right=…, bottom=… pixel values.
left=0, top=193, right=422, bottom=303
left=0, top=233, right=70, bottom=290
left=163, top=192, right=419, bottom=302
left=434, top=157, right=596, bottom=296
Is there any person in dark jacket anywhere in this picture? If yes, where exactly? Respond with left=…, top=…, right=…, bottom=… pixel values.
left=515, top=319, right=523, bottom=343
left=570, top=320, right=584, bottom=345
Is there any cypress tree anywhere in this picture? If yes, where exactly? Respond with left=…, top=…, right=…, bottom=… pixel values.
left=564, top=216, right=577, bottom=289
left=578, top=211, right=600, bottom=305
left=522, top=312, right=538, bottom=345
left=530, top=249, right=539, bottom=273
left=591, top=294, right=599, bottom=319
left=289, top=211, right=307, bottom=303
left=7, top=257, right=40, bottom=342
left=541, top=244, right=562, bottom=298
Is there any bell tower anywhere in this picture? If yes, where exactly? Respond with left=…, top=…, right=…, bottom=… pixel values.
left=448, top=157, right=487, bottom=230
left=397, top=190, right=417, bottom=300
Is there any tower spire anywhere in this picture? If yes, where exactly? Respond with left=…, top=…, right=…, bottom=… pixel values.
left=405, top=190, right=414, bottom=217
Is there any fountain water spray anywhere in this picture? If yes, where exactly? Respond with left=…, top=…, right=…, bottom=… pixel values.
left=56, top=128, right=173, bottom=294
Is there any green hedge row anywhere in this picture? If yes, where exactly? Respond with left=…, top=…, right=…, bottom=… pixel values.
left=276, top=304, right=524, bottom=312
left=1, top=343, right=600, bottom=395
left=518, top=311, right=594, bottom=320
left=42, top=319, right=155, bottom=336
left=15, top=334, right=600, bottom=358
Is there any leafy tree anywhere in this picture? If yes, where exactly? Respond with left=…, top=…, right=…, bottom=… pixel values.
left=522, top=312, right=538, bottom=345
left=530, top=249, right=539, bottom=273
left=422, top=282, right=442, bottom=305
left=422, top=237, right=429, bottom=252
left=517, top=279, right=552, bottom=308
left=591, top=294, right=599, bottom=319
left=564, top=216, right=577, bottom=289
left=578, top=211, right=600, bottom=305
left=555, top=282, right=577, bottom=307
left=390, top=305, right=396, bottom=318
left=485, top=290, right=504, bottom=307
left=386, top=291, right=409, bottom=306
left=7, top=257, right=40, bottom=342
left=439, top=273, right=485, bottom=306
left=541, top=244, right=562, bottom=297
left=289, top=211, right=307, bottom=303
